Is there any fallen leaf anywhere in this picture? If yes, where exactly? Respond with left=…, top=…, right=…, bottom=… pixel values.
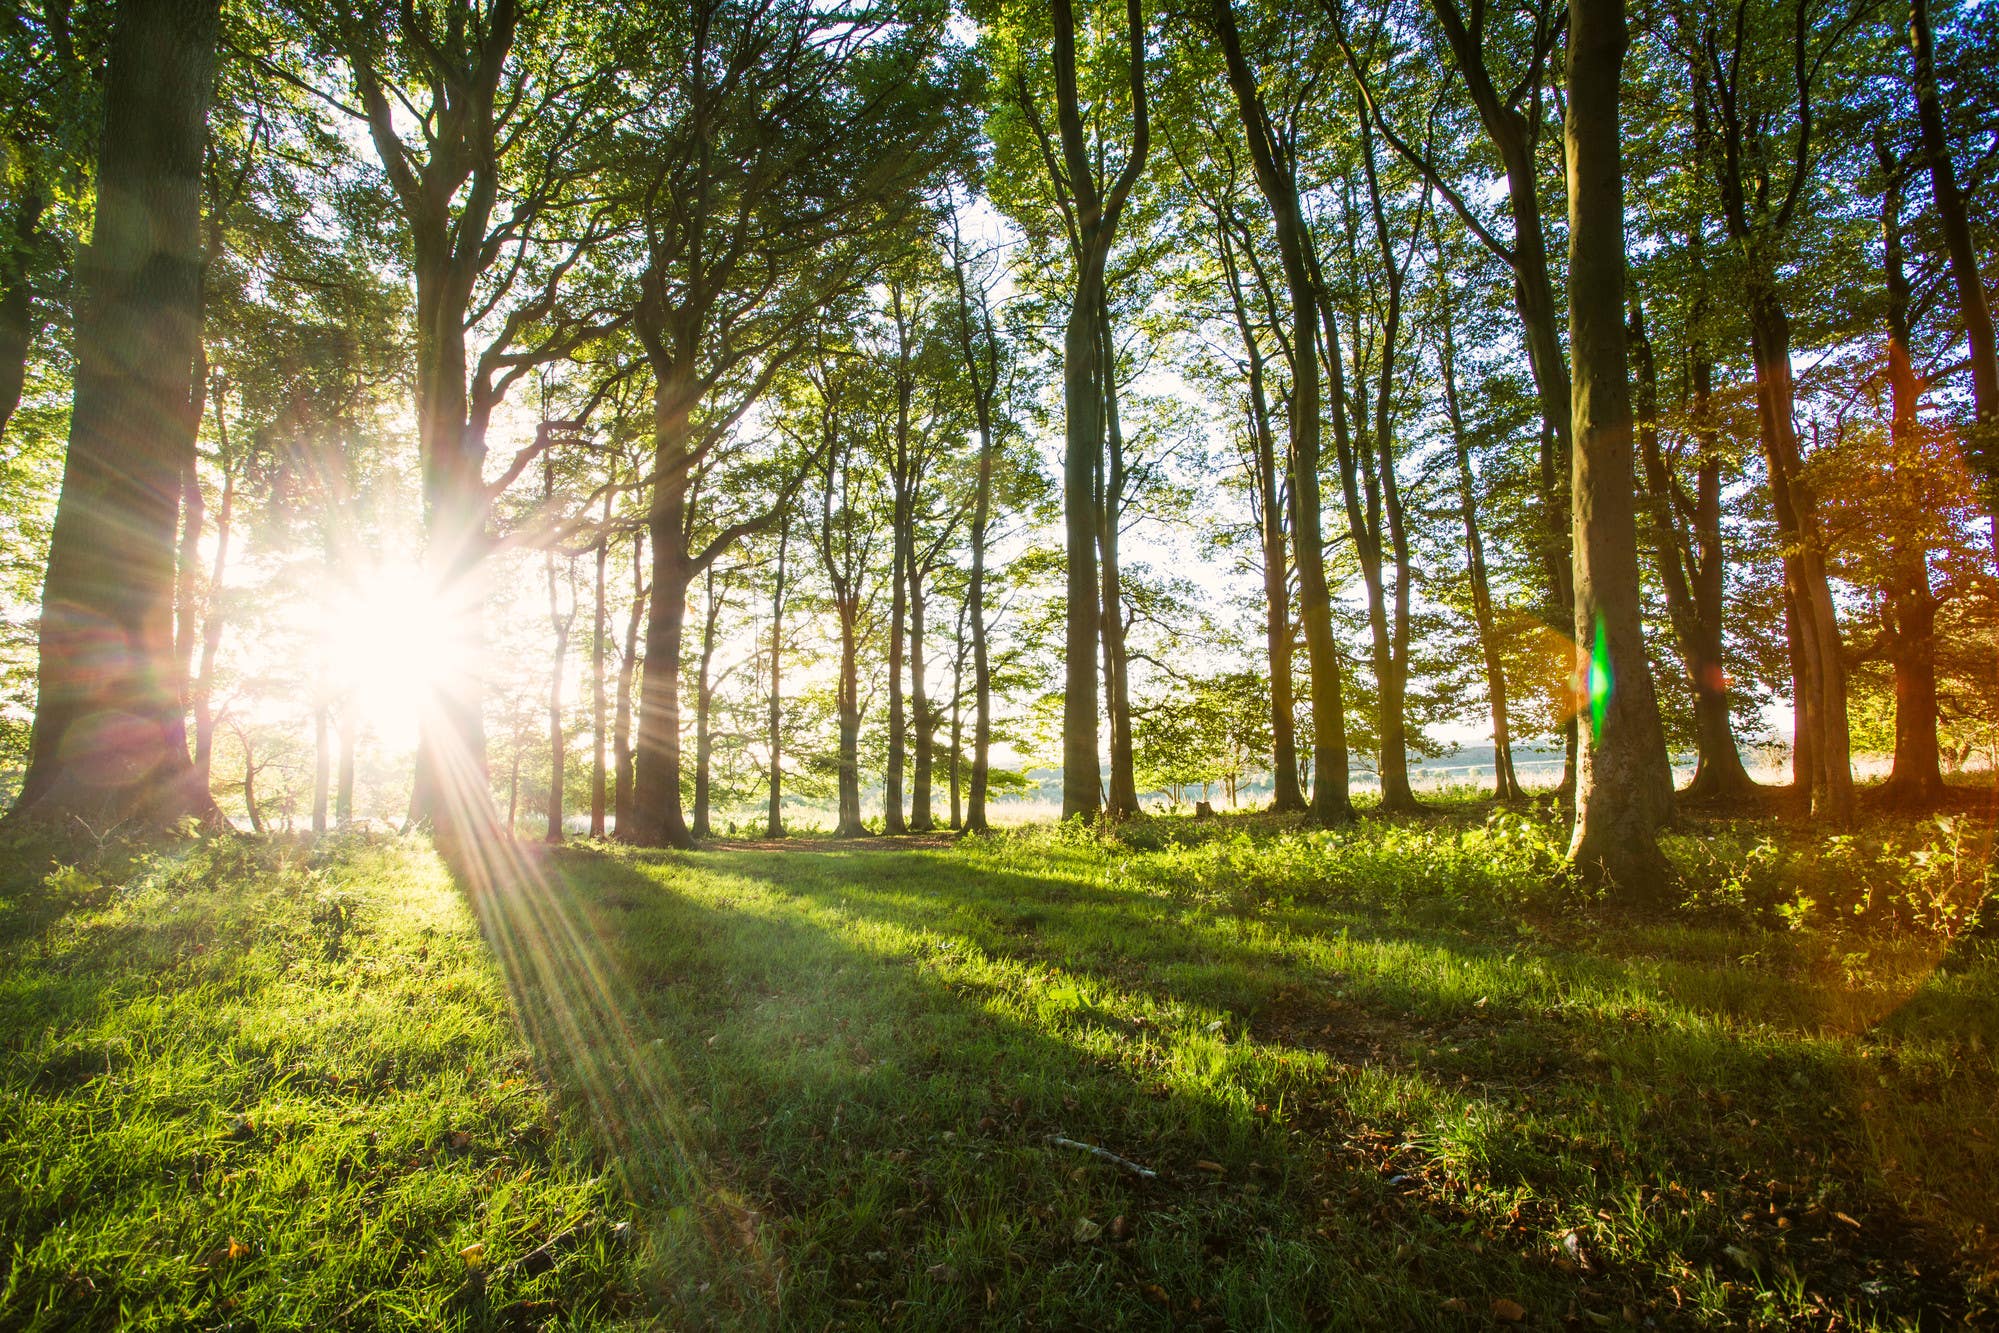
left=1109, top=1214, right=1131, bottom=1241
left=1194, top=1160, right=1225, bottom=1174
left=459, top=1242, right=485, bottom=1267
left=1073, top=1217, right=1102, bottom=1242
left=1491, top=1297, right=1526, bottom=1322
left=925, top=1262, right=958, bottom=1284
left=1440, top=1297, right=1470, bottom=1314
left=446, top=1130, right=472, bottom=1151
left=1834, top=1211, right=1861, bottom=1229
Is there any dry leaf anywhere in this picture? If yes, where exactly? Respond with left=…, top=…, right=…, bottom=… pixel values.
left=1440, top=1297, right=1471, bottom=1314
left=446, top=1130, right=472, bottom=1151
left=1491, top=1297, right=1526, bottom=1322
left=1073, top=1217, right=1102, bottom=1242
left=1193, top=1160, right=1225, bottom=1174
left=459, top=1242, right=485, bottom=1266
left=1109, top=1214, right=1131, bottom=1241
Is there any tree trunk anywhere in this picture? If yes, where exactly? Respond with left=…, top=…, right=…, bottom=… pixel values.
left=1213, top=0, right=1351, bottom=823
left=1878, top=159, right=1947, bottom=806
left=1217, top=223, right=1306, bottom=813
left=241, top=737, right=262, bottom=835
left=1437, top=285, right=1523, bottom=801
left=10, top=0, right=222, bottom=829
left=313, top=704, right=330, bottom=833
left=337, top=708, right=356, bottom=825
left=632, top=472, right=693, bottom=848
left=191, top=455, right=233, bottom=791
left=1098, top=307, right=1139, bottom=818
left=1629, top=298, right=1756, bottom=800
left=835, top=599, right=866, bottom=836
left=1746, top=276, right=1854, bottom=825
left=1564, top=0, right=1672, bottom=893
left=613, top=528, right=645, bottom=835
left=766, top=517, right=789, bottom=838
left=910, top=563, right=935, bottom=830
left=590, top=499, right=609, bottom=837
left=949, top=223, right=999, bottom=835
left=692, top=566, right=723, bottom=840
left=1909, top=0, right=1999, bottom=536
left=1049, top=0, right=1147, bottom=822
left=949, top=597, right=966, bottom=830
left=0, top=194, right=44, bottom=442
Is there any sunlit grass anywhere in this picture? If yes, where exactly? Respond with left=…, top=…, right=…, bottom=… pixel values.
left=2, top=809, right=1995, bottom=1327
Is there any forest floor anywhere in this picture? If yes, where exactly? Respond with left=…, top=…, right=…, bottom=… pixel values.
left=2, top=795, right=1996, bottom=1329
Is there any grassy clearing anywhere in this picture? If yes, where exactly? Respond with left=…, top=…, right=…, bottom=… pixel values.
left=3, top=800, right=1996, bottom=1328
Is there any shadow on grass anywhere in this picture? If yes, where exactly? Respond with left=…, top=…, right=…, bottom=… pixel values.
left=449, top=837, right=1994, bottom=1328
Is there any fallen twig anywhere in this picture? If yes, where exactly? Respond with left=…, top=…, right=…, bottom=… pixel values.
left=1046, top=1134, right=1158, bottom=1179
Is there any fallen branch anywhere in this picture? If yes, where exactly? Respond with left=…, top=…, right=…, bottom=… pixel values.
left=1046, top=1134, right=1158, bottom=1180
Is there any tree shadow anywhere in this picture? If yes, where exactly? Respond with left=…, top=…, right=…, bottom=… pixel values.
left=447, top=838, right=1995, bottom=1327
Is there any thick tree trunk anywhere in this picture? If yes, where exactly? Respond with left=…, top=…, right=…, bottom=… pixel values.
left=1564, top=0, right=1672, bottom=893
left=1213, top=0, right=1350, bottom=823
left=1629, top=299, right=1756, bottom=800
left=11, top=0, right=222, bottom=828
left=632, top=470, right=693, bottom=847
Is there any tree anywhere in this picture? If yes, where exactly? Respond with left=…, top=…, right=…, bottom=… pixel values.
left=1564, top=0, right=1672, bottom=890
left=11, top=0, right=224, bottom=828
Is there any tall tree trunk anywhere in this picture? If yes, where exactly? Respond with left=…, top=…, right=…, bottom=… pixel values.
left=1437, top=284, right=1523, bottom=800
left=1564, top=0, right=1672, bottom=892
left=950, top=232, right=999, bottom=834
left=337, top=707, right=356, bottom=825
left=191, top=442, right=234, bottom=791
left=241, top=734, right=262, bottom=835
left=0, top=194, right=45, bottom=442
left=632, top=465, right=694, bottom=847
left=613, top=529, right=645, bottom=835
left=1629, top=298, right=1756, bottom=800
left=1877, top=155, right=1947, bottom=806
left=1098, top=308, right=1139, bottom=817
left=1745, top=276, right=1854, bottom=825
left=949, top=597, right=966, bottom=830
left=590, top=498, right=609, bottom=837
left=835, top=600, right=866, bottom=836
left=1216, top=223, right=1306, bottom=812
left=692, top=566, right=723, bottom=839
left=1909, top=0, right=1999, bottom=541
left=1213, top=0, right=1351, bottom=823
left=1419, top=0, right=1578, bottom=752
left=11, top=0, right=222, bottom=828
left=1049, top=0, right=1147, bottom=822
left=766, top=516, right=789, bottom=838
left=313, top=703, right=330, bottom=833
left=543, top=568, right=572, bottom=847
left=910, top=563, right=935, bottom=830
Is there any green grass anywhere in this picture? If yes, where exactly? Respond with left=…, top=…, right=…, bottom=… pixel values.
left=3, top=805, right=1996, bottom=1328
